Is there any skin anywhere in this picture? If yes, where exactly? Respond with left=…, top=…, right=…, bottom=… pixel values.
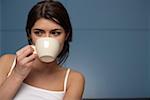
left=0, top=18, right=85, bottom=100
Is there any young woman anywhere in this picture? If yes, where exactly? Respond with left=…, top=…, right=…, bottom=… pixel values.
left=0, top=0, right=85, bottom=100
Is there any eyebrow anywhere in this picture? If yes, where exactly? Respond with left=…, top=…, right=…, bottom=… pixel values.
left=33, top=28, right=44, bottom=31
left=51, top=29, right=63, bottom=31
left=33, top=28, right=63, bottom=31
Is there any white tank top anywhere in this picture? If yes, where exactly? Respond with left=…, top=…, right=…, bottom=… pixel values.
left=8, top=58, right=70, bottom=100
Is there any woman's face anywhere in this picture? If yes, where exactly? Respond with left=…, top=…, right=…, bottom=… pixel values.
left=31, top=18, right=66, bottom=52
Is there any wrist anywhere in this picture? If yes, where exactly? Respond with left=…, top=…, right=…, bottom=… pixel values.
left=10, top=70, right=25, bottom=82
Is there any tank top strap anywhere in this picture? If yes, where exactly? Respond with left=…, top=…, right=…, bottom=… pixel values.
left=63, top=68, right=70, bottom=92
left=7, top=57, right=16, bottom=77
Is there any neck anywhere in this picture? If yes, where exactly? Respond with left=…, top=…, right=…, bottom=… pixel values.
left=32, top=58, right=60, bottom=74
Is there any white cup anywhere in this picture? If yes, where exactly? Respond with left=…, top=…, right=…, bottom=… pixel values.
left=32, top=37, right=60, bottom=63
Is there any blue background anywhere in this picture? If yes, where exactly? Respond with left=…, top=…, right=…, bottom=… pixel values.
left=0, top=0, right=150, bottom=98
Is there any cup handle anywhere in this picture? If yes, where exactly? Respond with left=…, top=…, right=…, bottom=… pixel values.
left=31, top=45, right=37, bottom=54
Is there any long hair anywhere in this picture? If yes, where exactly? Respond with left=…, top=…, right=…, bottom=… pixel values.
left=26, top=0, right=72, bottom=65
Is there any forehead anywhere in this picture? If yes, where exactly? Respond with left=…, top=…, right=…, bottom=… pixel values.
left=32, top=18, right=63, bottom=30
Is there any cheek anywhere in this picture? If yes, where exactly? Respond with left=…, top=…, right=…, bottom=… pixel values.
left=30, top=34, right=39, bottom=45
left=57, top=37, right=65, bottom=55
left=56, top=34, right=66, bottom=52
left=59, top=42, right=64, bottom=53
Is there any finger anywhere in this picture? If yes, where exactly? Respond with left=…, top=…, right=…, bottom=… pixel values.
left=25, top=61, right=34, bottom=68
left=17, top=47, right=34, bottom=61
left=16, top=45, right=30, bottom=56
left=16, top=45, right=32, bottom=56
left=20, top=54, right=37, bottom=65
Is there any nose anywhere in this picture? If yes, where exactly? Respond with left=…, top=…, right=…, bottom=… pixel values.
left=45, top=33, right=51, bottom=37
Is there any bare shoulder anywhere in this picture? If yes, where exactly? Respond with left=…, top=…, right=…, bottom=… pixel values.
left=0, top=54, right=15, bottom=60
left=0, top=54, right=16, bottom=76
left=0, top=54, right=15, bottom=64
left=69, top=70, right=85, bottom=90
left=68, top=68, right=85, bottom=90
left=69, top=69, right=85, bottom=82
left=64, top=68, right=85, bottom=99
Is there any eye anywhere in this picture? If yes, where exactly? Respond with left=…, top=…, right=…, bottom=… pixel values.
left=51, top=31, right=61, bottom=36
left=34, top=31, right=43, bottom=36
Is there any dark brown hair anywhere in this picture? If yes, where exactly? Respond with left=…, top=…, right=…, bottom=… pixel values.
left=26, top=0, right=72, bottom=65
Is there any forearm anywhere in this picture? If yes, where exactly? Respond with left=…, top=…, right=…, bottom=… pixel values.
left=0, top=71, right=24, bottom=100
